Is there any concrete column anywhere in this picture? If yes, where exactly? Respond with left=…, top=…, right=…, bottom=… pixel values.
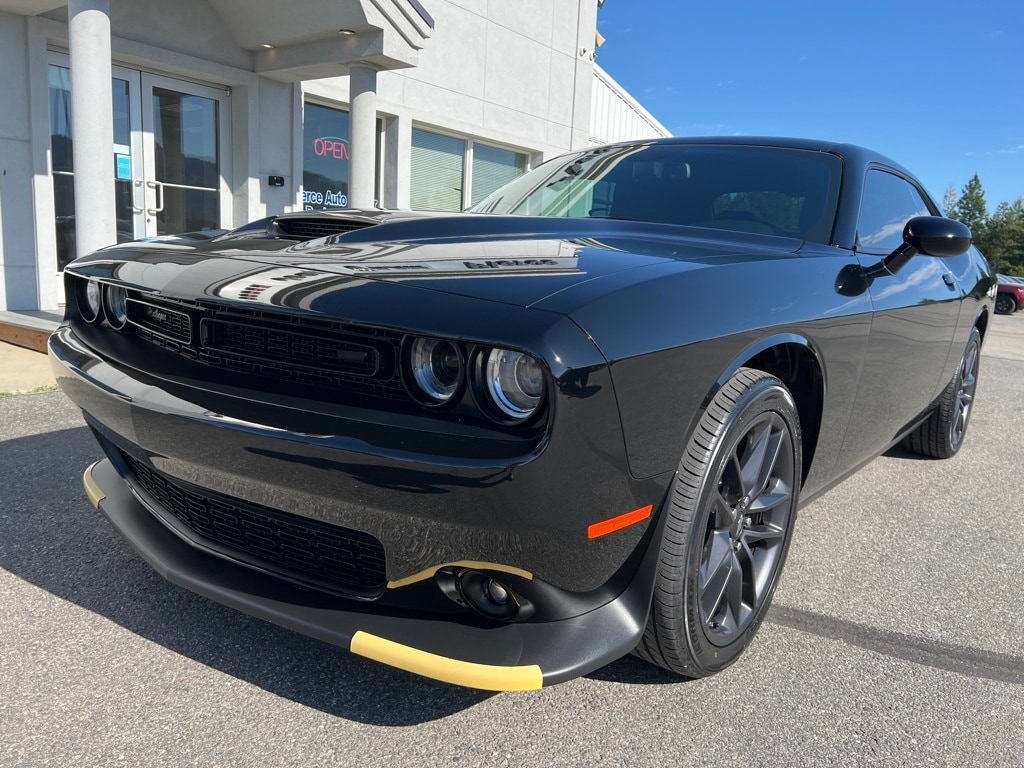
left=68, top=0, right=116, bottom=256
left=383, top=114, right=412, bottom=209
left=348, top=64, right=378, bottom=209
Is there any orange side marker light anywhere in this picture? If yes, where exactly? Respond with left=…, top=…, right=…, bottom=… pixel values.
left=587, top=504, right=654, bottom=539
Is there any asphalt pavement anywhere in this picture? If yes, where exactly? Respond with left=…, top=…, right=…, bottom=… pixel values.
left=1, top=315, right=1022, bottom=767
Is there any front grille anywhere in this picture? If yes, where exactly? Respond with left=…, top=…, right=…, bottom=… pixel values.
left=203, top=317, right=381, bottom=377
left=122, top=293, right=407, bottom=400
left=121, top=452, right=387, bottom=598
left=273, top=217, right=375, bottom=240
left=127, top=298, right=192, bottom=342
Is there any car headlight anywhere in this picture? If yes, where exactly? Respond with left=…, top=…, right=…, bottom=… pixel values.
left=79, top=278, right=102, bottom=323
left=408, top=337, right=464, bottom=404
left=483, top=348, right=545, bottom=421
left=103, top=284, right=128, bottom=329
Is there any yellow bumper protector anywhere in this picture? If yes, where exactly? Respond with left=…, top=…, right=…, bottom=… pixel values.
left=83, top=462, right=106, bottom=509
left=350, top=631, right=543, bottom=691
left=387, top=560, right=533, bottom=590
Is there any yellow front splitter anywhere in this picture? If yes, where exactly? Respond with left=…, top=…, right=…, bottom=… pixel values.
left=83, top=461, right=106, bottom=509
left=350, top=630, right=543, bottom=691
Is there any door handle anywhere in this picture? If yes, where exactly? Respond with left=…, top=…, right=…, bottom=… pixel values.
left=146, top=180, right=165, bottom=214
left=131, top=180, right=145, bottom=213
left=942, top=273, right=956, bottom=290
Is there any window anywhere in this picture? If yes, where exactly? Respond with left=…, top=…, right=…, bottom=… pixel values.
left=471, top=144, right=841, bottom=244
left=303, top=103, right=351, bottom=209
left=302, top=103, right=383, bottom=209
left=411, top=129, right=464, bottom=211
left=411, top=128, right=529, bottom=211
left=471, top=144, right=529, bottom=206
left=857, top=170, right=933, bottom=254
left=48, top=64, right=135, bottom=270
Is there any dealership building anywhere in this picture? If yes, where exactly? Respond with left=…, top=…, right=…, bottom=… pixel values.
left=0, top=0, right=667, bottom=313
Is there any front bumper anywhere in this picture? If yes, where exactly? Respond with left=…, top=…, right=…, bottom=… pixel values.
left=52, top=323, right=674, bottom=688
left=83, top=457, right=656, bottom=689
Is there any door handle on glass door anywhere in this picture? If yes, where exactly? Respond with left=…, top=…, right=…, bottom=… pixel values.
left=132, top=180, right=145, bottom=213
left=146, top=180, right=165, bottom=214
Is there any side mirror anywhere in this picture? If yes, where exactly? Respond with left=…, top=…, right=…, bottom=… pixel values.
left=861, top=216, right=972, bottom=279
left=904, top=216, right=972, bottom=258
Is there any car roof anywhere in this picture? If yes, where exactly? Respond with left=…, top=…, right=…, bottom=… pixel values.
left=600, top=135, right=914, bottom=179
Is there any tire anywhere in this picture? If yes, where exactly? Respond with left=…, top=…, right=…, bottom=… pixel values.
left=633, top=368, right=801, bottom=677
left=995, top=293, right=1015, bottom=315
left=902, top=327, right=981, bottom=459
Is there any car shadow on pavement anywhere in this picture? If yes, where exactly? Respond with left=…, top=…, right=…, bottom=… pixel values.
left=0, top=424, right=493, bottom=725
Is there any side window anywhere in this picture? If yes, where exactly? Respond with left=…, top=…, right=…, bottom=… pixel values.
left=857, top=170, right=932, bottom=254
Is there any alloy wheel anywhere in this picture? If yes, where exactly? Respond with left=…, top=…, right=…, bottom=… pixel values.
left=698, top=411, right=795, bottom=645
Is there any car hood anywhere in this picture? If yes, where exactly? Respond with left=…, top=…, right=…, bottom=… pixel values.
left=79, top=214, right=804, bottom=312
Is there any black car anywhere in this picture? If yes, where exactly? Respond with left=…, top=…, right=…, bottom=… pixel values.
left=51, top=138, right=993, bottom=691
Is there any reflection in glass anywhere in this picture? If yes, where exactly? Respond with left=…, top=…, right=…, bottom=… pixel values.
left=49, top=65, right=135, bottom=269
left=157, top=185, right=219, bottom=236
left=152, top=87, right=220, bottom=235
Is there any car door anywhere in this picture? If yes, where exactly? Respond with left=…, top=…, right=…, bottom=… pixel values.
left=836, top=168, right=962, bottom=468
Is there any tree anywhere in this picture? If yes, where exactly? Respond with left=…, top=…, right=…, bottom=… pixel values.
left=950, top=173, right=988, bottom=237
left=982, top=198, right=1024, bottom=274
left=942, top=185, right=958, bottom=218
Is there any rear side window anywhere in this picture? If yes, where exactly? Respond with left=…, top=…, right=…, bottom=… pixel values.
left=857, top=170, right=933, bottom=254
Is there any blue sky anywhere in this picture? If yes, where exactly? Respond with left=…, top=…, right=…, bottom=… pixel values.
left=595, top=1, right=1024, bottom=210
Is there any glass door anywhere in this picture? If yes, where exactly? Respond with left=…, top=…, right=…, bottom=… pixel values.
left=47, top=60, right=145, bottom=269
left=139, top=73, right=231, bottom=238
left=48, top=54, right=231, bottom=271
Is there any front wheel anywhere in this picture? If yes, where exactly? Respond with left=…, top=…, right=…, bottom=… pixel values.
left=995, top=294, right=1015, bottom=314
left=633, top=368, right=801, bottom=677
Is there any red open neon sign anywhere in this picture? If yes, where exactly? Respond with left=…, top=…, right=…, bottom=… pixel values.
left=313, top=136, right=350, bottom=160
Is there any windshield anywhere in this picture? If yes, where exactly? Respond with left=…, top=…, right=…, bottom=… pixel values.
left=471, top=143, right=842, bottom=244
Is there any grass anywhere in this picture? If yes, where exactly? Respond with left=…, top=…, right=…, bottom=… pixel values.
left=0, top=384, right=59, bottom=397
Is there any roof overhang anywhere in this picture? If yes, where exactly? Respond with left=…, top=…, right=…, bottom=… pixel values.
left=0, top=0, right=434, bottom=79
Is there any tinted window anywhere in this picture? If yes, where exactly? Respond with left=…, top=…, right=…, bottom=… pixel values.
left=303, top=103, right=351, bottom=209
left=471, top=144, right=842, bottom=244
left=857, top=170, right=933, bottom=254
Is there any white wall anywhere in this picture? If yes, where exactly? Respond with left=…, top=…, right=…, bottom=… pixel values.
left=590, top=63, right=671, bottom=145
left=305, top=0, right=599, bottom=207
left=0, top=12, right=54, bottom=310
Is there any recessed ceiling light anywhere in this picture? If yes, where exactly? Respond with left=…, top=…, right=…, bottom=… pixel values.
left=261, top=43, right=275, bottom=49
left=338, top=29, right=356, bottom=36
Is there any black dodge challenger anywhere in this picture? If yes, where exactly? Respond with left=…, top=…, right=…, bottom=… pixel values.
left=51, top=137, right=993, bottom=690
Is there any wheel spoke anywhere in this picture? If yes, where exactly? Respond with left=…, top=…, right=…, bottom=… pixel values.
left=713, top=491, right=736, bottom=529
left=739, top=418, right=783, bottom=499
left=738, top=421, right=770, bottom=495
left=703, top=529, right=732, bottom=580
left=700, top=546, right=733, bottom=621
left=723, top=551, right=745, bottom=622
left=729, top=451, right=747, bottom=497
left=741, top=521, right=786, bottom=545
left=748, top=481, right=791, bottom=516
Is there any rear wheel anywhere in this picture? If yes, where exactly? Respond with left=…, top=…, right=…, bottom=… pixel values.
left=995, top=293, right=1015, bottom=314
left=634, top=368, right=801, bottom=677
left=903, top=327, right=981, bottom=459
